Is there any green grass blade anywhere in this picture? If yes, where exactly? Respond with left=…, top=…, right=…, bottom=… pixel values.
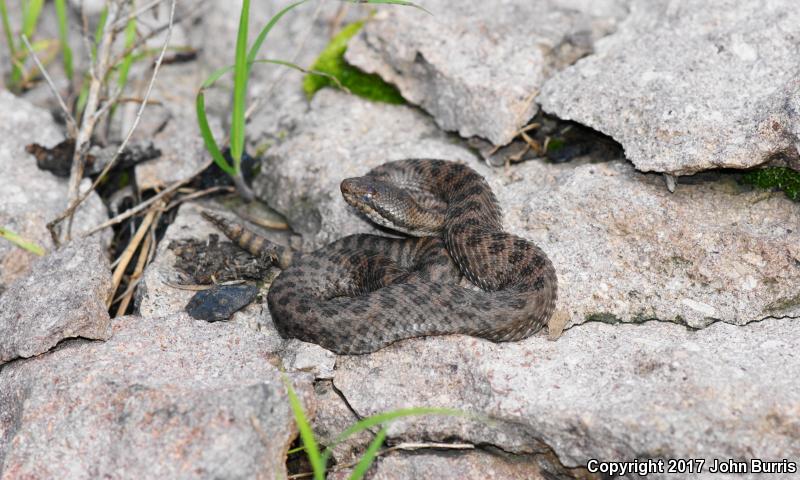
left=116, top=16, right=137, bottom=90
left=53, top=0, right=73, bottom=81
left=229, top=0, right=250, bottom=169
left=321, top=407, right=464, bottom=467
left=247, top=0, right=307, bottom=65
left=348, top=427, right=387, bottom=480
left=21, top=0, right=44, bottom=39
left=195, top=91, right=235, bottom=175
left=347, top=0, right=432, bottom=15
left=0, top=0, right=20, bottom=83
left=0, top=227, right=45, bottom=256
left=91, top=6, right=107, bottom=60
left=284, top=376, right=326, bottom=480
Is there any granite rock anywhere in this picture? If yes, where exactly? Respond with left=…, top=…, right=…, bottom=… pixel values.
left=0, top=238, right=112, bottom=365
left=0, top=313, right=314, bottom=479
left=329, top=450, right=550, bottom=480
left=334, top=319, right=800, bottom=479
left=345, top=0, right=629, bottom=145
left=539, top=0, right=800, bottom=175
left=0, top=91, right=109, bottom=287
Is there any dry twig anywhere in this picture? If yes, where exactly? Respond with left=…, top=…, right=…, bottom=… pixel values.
left=49, top=0, right=178, bottom=244
left=108, top=205, right=158, bottom=307
left=20, top=34, right=77, bottom=137
left=84, top=159, right=213, bottom=235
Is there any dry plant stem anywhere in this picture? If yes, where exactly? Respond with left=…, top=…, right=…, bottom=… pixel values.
left=114, top=231, right=153, bottom=315
left=49, top=0, right=177, bottom=244
left=20, top=35, right=78, bottom=137
left=164, top=185, right=236, bottom=211
left=111, top=0, right=164, bottom=30
left=85, top=158, right=213, bottom=235
left=65, top=1, right=121, bottom=236
left=287, top=443, right=475, bottom=479
left=108, top=205, right=158, bottom=307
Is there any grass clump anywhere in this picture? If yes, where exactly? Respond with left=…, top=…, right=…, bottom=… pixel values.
left=742, top=167, right=800, bottom=201
left=303, top=20, right=404, bottom=104
left=284, top=376, right=464, bottom=479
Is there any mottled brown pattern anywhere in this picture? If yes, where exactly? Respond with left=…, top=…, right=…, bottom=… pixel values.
left=206, top=159, right=557, bottom=354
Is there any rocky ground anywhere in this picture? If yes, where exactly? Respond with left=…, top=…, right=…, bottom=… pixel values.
left=1, top=0, right=799, bottom=479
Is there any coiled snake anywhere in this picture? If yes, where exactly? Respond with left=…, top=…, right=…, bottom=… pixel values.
left=204, top=159, right=557, bottom=354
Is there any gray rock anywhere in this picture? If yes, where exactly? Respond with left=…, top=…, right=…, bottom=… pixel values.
left=334, top=318, right=800, bottom=478
left=252, top=89, right=476, bottom=250
left=329, top=450, right=549, bottom=480
left=496, top=160, right=800, bottom=328
left=539, top=0, right=800, bottom=175
left=0, top=90, right=109, bottom=287
left=252, top=90, right=800, bottom=329
left=345, top=0, right=628, bottom=145
left=310, top=380, right=374, bottom=466
left=0, top=238, right=112, bottom=364
left=185, top=284, right=259, bottom=322
left=0, top=313, right=314, bottom=479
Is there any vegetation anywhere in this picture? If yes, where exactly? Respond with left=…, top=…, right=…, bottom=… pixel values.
left=303, top=20, right=404, bottom=104
left=0, top=227, right=45, bottom=255
left=742, top=166, right=800, bottom=201
left=284, top=377, right=463, bottom=480
left=197, top=0, right=422, bottom=200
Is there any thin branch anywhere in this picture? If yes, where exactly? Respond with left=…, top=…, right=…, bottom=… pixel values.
left=108, top=205, right=158, bottom=307
left=50, top=0, right=178, bottom=243
left=62, top=1, right=121, bottom=241
left=164, top=186, right=236, bottom=211
left=83, top=159, right=213, bottom=236
left=110, top=0, right=164, bottom=30
left=20, top=34, right=77, bottom=137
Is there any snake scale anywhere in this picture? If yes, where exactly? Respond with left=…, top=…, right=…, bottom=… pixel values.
left=203, top=159, right=557, bottom=354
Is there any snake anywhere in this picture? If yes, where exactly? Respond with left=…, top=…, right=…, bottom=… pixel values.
left=203, top=159, right=557, bottom=354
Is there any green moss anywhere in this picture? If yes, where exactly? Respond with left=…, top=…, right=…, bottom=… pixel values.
left=303, top=21, right=405, bottom=104
left=742, top=167, right=800, bottom=201
left=545, top=138, right=565, bottom=152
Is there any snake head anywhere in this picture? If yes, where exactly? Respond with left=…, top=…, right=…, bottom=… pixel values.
left=341, top=176, right=441, bottom=236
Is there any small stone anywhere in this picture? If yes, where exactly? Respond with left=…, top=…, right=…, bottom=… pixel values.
left=185, top=283, right=258, bottom=322
left=0, top=238, right=112, bottom=365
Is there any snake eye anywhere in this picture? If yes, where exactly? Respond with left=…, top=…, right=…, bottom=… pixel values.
left=362, top=185, right=377, bottom=201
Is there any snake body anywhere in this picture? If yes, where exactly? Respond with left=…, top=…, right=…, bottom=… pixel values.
left=206, top=159, right=557, bottom=354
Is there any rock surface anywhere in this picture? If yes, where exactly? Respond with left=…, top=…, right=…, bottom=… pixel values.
left=0, top=313, right=313, bottom=479
left=346, top=0, right=628, bottom=145
left=0, top=238, right=112, bottom=365
left=329, top=450, right=549, bottom=480
left=253, top=90, right=800, bottom=329
left=539, top=0, right=800, bottom=175
left=0, top=91, right=109, bottom=287
left=334, top=318, right=800, bottom=478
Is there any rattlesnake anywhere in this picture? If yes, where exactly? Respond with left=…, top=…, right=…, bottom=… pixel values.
left=204, top=159, right=557, bottom=354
